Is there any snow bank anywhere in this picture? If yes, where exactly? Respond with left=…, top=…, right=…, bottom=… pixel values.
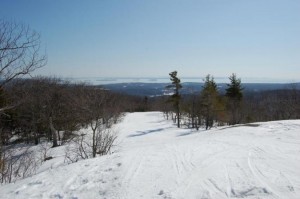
left=0, top=112, right=299, bottom=199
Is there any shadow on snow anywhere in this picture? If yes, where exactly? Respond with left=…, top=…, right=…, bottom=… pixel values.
left=128, top=128, right=165, bottom=137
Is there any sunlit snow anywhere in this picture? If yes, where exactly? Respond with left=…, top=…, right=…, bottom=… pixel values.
left=0, top=112, right=299, bottom=199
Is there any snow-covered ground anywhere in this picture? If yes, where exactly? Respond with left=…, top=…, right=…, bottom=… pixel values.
left=1, top=112, right=300, bottom=199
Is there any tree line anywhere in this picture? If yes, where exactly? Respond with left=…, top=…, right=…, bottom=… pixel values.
left=0, top=76, right=139, bottom=183
left=1, top=77, right=126, bottom=146
left=156, top=71, right=300, bottom=129
left=0, top=76, right=151, bottom=183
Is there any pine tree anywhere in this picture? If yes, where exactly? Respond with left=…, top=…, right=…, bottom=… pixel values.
left=200, top=75, right=219, bottom=130
left=166, top=71, right=182, bottom=128
left=225, top=73, right=243, bottom=125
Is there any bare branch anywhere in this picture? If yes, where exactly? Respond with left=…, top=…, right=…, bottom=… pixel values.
left=0, top=20, right=46, bottom=87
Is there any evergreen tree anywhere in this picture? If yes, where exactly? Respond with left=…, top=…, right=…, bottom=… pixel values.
left=200, top=75, right=219, bottom=130
left=166, top=71, right=182, bottom=128
left=225, top=73, right=243, bottom=125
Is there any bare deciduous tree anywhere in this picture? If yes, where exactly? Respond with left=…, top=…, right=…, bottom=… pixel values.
left=1, top=20, right=45, bottom=184
left=0, top=20, right=46, bottom=88
left=83, top=88, right=120, bottom=157
left=0, top=145, right=38, bottom=184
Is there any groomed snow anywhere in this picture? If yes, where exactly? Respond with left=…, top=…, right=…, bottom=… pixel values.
left=0, top=112, right=300, bottom=199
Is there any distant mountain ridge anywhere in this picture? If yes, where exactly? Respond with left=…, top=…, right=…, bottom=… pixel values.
left=102, top=82, right=300, bottom=96
left=65, top=77, right=299, bottom=85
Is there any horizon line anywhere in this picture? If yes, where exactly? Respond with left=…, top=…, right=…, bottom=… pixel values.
left=61, top=76, right=299, bottom=85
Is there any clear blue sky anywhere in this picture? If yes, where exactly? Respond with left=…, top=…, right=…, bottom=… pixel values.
left=1, top=0, right=299, bottom=82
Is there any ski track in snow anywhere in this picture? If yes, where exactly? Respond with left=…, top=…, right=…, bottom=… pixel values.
left=0, top=112, right=300, bottom=199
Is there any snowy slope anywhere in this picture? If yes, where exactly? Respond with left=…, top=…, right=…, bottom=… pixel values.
left=0, top=112, right=300, bottom=199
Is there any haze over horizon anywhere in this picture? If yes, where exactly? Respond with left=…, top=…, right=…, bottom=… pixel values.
left=1, top=0, right=299, bottom=82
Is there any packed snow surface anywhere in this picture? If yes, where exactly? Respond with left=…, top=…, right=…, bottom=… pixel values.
left=1, top=112, right=300, bottom=199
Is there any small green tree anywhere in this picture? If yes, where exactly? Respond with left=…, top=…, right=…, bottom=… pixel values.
left=225, top=73, right=243, bottom=125
left=166, top=71, right=182, bottom=128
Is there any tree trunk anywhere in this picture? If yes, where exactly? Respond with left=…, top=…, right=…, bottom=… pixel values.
left=57, top=130, right=61, bottom=143
left=176, top=105, right=180, bottom=128
left=92, top=128, right=96, bottom=158
left=34, top=132, right=39, bottom=145
left=49, top=117, right=58, bottom=147
left=91, top=122, right=97, bottom=158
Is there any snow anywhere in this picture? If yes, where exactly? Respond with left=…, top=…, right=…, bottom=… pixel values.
left=1, top=112, right=300, bottom=199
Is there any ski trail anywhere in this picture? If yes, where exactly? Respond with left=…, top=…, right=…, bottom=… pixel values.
left=225, top=165, right=234, bottom=198
left=170, top=145, right=240, bottom=198
left=117, top=148, right=147, bottom=198
left=1, top=113, right=300, bottom=199
left=248, top=150, right=290, bottom=199
left=248, top=146, right=299, bottom=199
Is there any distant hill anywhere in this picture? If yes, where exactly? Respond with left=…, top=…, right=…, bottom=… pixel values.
left=102, top=82, right=300, bottom=96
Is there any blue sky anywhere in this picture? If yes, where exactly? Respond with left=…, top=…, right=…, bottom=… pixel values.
left=1, top=0, right=299, bottom=82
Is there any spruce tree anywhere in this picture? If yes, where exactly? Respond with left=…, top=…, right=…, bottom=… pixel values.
left=200, top=75, right=219, bottom=130
left=166, top=71, right=182, bottom=128
left=225, top=73, right=243, bottom=125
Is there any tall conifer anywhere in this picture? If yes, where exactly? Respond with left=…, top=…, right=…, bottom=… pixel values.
left=226, top=73, right=243, bottom=125
left=166, top=71, right=182, bottom=128
left=200, top=75, right=219, bottom=130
